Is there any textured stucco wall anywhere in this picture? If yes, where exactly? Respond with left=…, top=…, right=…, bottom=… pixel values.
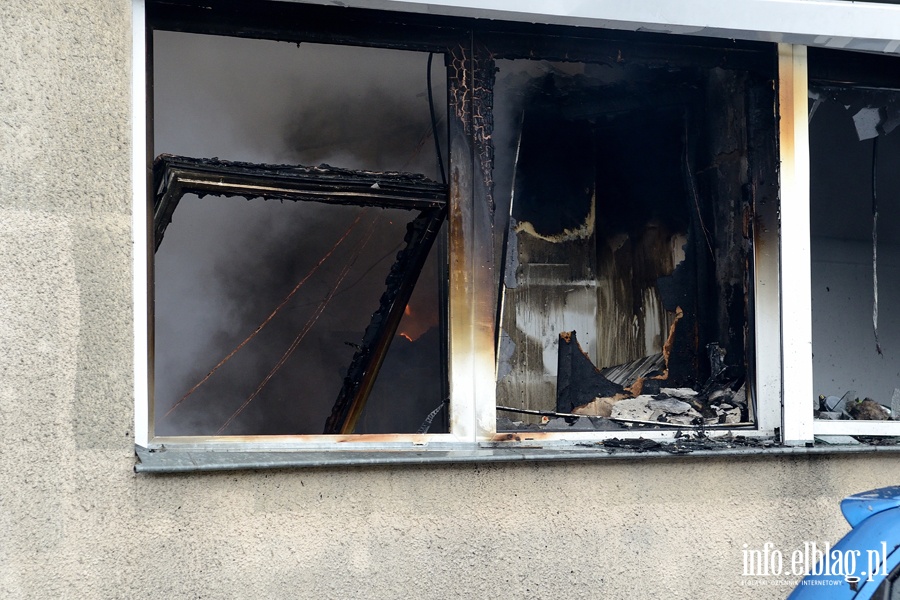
left=3, top=1, right=900, bottom=599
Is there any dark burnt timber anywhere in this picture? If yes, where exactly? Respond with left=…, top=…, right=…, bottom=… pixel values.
left=324, top=207, right=447, bottom=435
left=475, top=29, right=771, bottom=73
left=557, top=332, right=625, bottom=414
left=149, top=0, right=466, bottom=53
left=149, top=0, right=772, bottom=73
left=152, top=154, right=447, bottom=251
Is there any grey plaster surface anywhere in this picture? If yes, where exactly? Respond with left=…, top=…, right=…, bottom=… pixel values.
left=2, top=1, right=900, bottom=599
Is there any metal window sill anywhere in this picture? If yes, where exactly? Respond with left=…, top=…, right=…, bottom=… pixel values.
left=134, top=441, right=900, bottom=473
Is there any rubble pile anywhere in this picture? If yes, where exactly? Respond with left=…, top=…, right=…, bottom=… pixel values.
left=498, top=331, right=750, bottom=431
left=815, top=388, right=900, bottom=421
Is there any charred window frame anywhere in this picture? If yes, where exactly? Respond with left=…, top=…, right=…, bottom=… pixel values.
left=138, top=1, right=468, bottom=446
left=151, top=156, right=448, bottom=437
left=483, top=31, right=781, bottom=442
left=134, top=0, right=788, bottom=463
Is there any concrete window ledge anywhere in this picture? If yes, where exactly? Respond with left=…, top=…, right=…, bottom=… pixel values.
left=134, top=442, right=900, bottom=473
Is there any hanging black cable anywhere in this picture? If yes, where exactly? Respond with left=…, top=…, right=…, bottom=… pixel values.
left=427, top=53, right=447, bottom=186
left=873, top=135, right=883, bottom=356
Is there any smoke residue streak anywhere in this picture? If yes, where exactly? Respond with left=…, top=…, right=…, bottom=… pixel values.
left=153, top=32, right=447, bottom=435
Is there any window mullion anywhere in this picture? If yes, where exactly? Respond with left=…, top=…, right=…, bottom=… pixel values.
left=446, top=37, right=497, bottom=443
left=778, top=43, right=815, bottom=446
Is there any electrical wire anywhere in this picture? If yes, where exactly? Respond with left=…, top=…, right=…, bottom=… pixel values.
left=873, top=136, right=883, bottom=356
left=215, top=215, right=380, bottom=434
left=427, top=52, right=447, bottom=186
left=164, top=212, right=364, bottom=419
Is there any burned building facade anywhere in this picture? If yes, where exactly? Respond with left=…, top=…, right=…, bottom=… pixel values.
left=6, top=0, right=900, bottom=598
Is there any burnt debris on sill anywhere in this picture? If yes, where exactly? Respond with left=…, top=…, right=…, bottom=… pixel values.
left=134, top=435, right=900, bottom=473
left=580, top=432, right=778, bottom=455
left=498, top=330, right=749, bottom=433
left=816, top=388, right=900, bottom=423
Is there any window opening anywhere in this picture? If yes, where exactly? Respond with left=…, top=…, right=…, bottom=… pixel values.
left=151, top=31, right=450, bottom=437
left=492, top=55, right=773, bottom=432
left=809, top=52, right=900, bottom=425
left=143, top=2, right=784, bottom=452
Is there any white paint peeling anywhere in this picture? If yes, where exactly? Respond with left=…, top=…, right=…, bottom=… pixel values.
left=515, top=195, right=595, bottom=243
left=642, top=289, right=664, bottom=353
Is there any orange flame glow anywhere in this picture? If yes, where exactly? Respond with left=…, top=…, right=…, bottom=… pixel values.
left=397, top=303, right=438, bottom=342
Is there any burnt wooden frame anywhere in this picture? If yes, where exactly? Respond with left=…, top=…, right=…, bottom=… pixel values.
left=153, top=155, right=447, bottom=249
left=146, top=0, right=778, bottom=440
left=152, top=155, right=447, bottom=435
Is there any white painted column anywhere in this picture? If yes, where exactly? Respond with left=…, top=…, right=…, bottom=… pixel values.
left=778, top=44, right=814, bottom=446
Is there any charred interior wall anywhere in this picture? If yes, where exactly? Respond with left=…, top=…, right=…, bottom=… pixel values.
left=495, top=58, right=758, bottom=420
left=4, top=2, right=900, bottom=599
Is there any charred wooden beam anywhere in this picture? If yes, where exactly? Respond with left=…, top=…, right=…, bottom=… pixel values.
left=324, top=206, right=447, bottom=435
left=148, top=0, right=466, bottom=53
left=149, top=0, right=773, bottom=75
left=474, top=28, right=773, bottom=73
left=441, top=39, right=499, bottom=438
left=152, top=154, right=447, bottom=251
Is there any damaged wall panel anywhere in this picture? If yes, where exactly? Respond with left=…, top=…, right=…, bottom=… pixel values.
left=497, top=106, right=601, bottom=410
left=593, top=109, right=694, bottom=377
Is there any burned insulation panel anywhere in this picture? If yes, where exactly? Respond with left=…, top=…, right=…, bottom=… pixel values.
left=809, top=72, right=900, bottom=422
left=495, top=58, right=767, bottom=430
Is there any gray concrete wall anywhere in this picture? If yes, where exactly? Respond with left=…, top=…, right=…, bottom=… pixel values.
left=3, top=2, right=900, bottom=599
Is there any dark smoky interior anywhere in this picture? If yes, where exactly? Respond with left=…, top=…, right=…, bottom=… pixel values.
left=152, top=32, right=448, bottom=436
left=493, top=54, right=775, bottom=431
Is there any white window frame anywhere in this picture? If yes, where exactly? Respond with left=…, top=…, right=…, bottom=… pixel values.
left=132, top=0, right=900, bottom=458
left=777, top=40, right=900, bottom=442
